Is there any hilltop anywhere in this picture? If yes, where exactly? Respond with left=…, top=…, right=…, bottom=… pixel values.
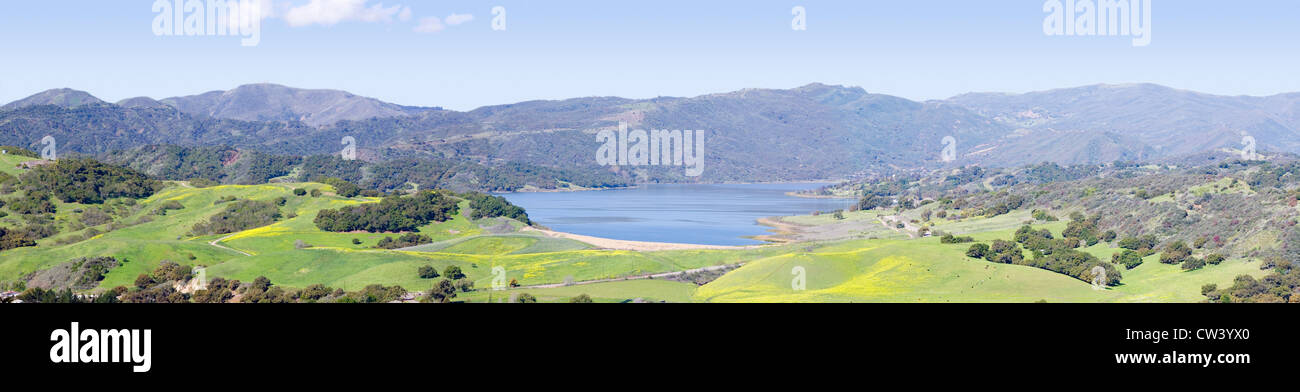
left=5, top=83, right=1299, bottom=186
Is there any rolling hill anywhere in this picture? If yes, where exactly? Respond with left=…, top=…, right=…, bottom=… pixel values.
left=3, top=83, right=1300, bottom=186
left=160, top=84, right=438, bottom=127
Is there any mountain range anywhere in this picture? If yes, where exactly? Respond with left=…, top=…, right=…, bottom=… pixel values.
left=2, top=82, right=1297, bottom=183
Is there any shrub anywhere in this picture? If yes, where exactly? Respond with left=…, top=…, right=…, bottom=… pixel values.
left=20, top=159, right=160, bottom=204
left=418, top=265, right=440, bottom=279
left=570, top=294, right=594, bottom=303
left=463, top=192, right=531, bottom=224
left=1160, top=241, right=1193, bottom=265
left=1112, top=249, right=1145, bottom=270
left=427, top=279, right=457, bottom=303
left=375, top=233, right=432, bottom=249
left=940, top=234, right=974, bottom=244
left=1182, top=258, right=1207, bottom=271
left=190, top=199, right=282, bottom=235
left=443, top=265, right=466, bottom=280
left=1118, top=235, right=1158, bottom=251
left=314, top=191, right=459, bottom=233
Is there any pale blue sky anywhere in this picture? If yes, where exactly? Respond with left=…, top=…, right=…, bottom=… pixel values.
left=1, top=0, right=1298, bottom=110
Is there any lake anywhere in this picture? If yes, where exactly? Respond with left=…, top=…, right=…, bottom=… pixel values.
left=499, top=183, right=855, bottom=246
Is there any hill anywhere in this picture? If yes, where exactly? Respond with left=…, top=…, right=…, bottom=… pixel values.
left=160, top=84, right=436, bottom=127
left=4, top=82, right=1300, bottom=187
left=0, top=88, right=105, bottom=111
left=946, top=84, right=1300, bottom=166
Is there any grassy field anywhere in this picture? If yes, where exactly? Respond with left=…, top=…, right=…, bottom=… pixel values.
left=457, top=279, right=700, bottom=303
left=693, top=221, right=1267, bottom=303
left=1, top=178, right=800, bottom=295
left=0, top=168, right=1271, bottom=303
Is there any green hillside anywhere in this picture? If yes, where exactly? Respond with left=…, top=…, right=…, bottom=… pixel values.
left=0, top=156, right=1285, bottom=303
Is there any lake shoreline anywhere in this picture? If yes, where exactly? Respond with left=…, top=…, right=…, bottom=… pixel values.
left=496, top=179, right=850, bottom=194
left=501, top=182, right=855, bottom=246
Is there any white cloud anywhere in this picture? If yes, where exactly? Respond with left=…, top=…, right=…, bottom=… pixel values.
left=444, top=13, right=474, bottom=26
left=281, top=0, right=409, bottom=27
left=413, top=17, right=444, bottom=33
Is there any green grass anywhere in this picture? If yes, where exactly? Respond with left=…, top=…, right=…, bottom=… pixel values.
left=0, top=153, right=30, bottom=177
left=1, top=174, right=1269, bottom=303
left=694, top=223, right=1267, bottom=303
left=457, top=279, right=699, bottom=303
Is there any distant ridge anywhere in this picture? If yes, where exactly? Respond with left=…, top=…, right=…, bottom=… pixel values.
left=3, top=82, right=1300, bottom=183
left=159, top=83, right=438, bottom=127
left=1, top=88, right=105, bottom=111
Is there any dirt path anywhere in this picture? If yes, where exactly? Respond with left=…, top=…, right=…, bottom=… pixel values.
left=209, top=234, right=252, bottom=256
left=880, top=215, right=919, bottom=238
left=521, top=226, right=756, bottom=251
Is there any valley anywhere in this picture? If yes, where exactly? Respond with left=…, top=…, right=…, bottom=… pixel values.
left=2, top=146, right=1290, bottom=303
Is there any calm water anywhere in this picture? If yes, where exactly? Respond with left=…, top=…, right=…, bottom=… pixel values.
left=499, top=183, right=855, bottom=246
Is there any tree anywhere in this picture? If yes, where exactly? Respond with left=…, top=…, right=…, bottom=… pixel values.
left=293, top=188, right=307, bottom=196
left=134, top=274, right=154, bottom=289
left=1118, top=235, right=1158, bottom=251
left=570, top=294, right=594, bottom=303
left=966, top=243, right=990, bottom=259
left=190, top=199, right=282, bottom=236
left=515, top=293, right=537, bottom=303
left=443, top=265, right=466, bottom=280
left=313, top=191, right=459, bottom=233
left=463, top=192, right=531, bottom=224
left=318, top=177, right=362, bottom=198
left=1182, top=257, right=1207, bottom=271
left=427, top=279, right=457, bottom=303
left=19, top=159, right=160, bottom=204
left=1160, top=241, right=1193, bottom=265
left=152, top=260, right=191, bottom=282
left=1112, top=249, right=1144, bottom=270
left=418, top=265, right=439, bottom=279
left=252, top=276, right=272, bottom=292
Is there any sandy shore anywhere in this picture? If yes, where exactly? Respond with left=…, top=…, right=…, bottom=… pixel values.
left=521, top=226, right=757, bottom=251
left=750, top=217, right=806, bottom=243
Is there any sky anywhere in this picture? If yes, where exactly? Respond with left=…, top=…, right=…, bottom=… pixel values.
left=1, top=0, right=1298, bottom=111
